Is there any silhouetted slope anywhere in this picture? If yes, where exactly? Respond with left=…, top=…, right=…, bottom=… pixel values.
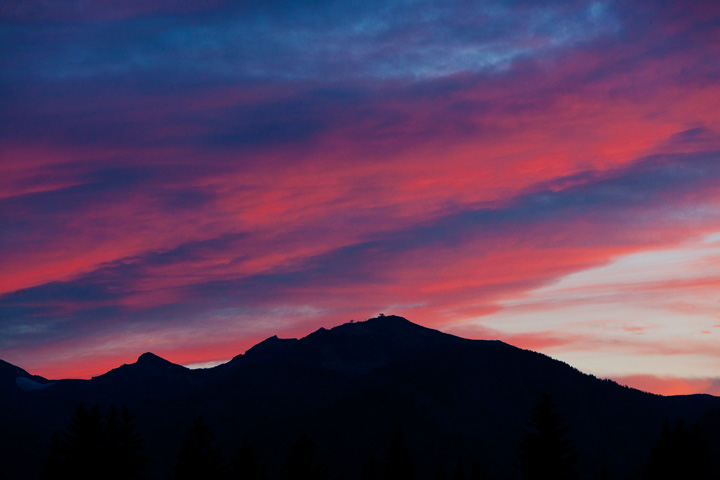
left=232, top=315, right=470, bottom=374
left=87, top=352, right=205, bottom=404
left=0, top=358, right=52, bottom=392
left=0, top=361, right=58, bottom=479
left=94, top=352, right=190, bottom=382
left=304, top=342, right=691, bottom=479
left=2, top=315, right=720, bottom=480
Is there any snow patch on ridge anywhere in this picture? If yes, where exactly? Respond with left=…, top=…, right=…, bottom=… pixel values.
left=16, top=377, right=54, bottom=392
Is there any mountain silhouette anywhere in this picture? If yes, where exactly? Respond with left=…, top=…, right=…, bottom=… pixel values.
left=232, top=315, right=471, bottom=374
left=2, top=315, right=719, bottom=480
left=94, top=352, right=190, bottom=383
left=0, top=358, right=53, bottom=392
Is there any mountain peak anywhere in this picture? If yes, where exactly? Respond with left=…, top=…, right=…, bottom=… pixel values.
left=367, top=313, right=406, bottom=320
left=244, top=335, right=299, bottom=361
left=232, top=314, right=472, bottom=375
left=137, top=352, right=170, bottom=365
left=93, top=351, right=188, bottom=382
left=341, top=314, right=448, bottom=338
left=356, top=313, right=416, bottom=328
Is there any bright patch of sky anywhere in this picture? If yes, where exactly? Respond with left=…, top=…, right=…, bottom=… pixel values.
left=517, top=232, right=720, bottom=296
left=183, top=359, right=227, bottom=370
left=463, top=232, right=720, bottom=378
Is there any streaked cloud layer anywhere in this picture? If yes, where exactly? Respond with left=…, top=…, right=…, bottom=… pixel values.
left=1, top=0, right=720, bottom=393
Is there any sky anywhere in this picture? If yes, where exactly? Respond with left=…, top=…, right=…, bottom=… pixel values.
left=1, top=0, right=720, bottom=395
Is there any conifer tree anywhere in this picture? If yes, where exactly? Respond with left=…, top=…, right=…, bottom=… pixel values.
left=361, top=456, right=378, bottom=480
left=452, top=459, right=467, bottom=480
left=40, top=403, right=105, bottom=480
left=41, top=403, right=147, bottom=480
left=105, top=404, right=147, bottom=480
left=643, top=419, right=711, bottom=480
left=469, top=459, right=488, bottom=480
left=41, top=431, right=66, bottom=479
left=435, top=469, right=449, bottom=480
left=233, top=437, right=265, bottom=480
left=282, top=434, right=329, bottom=480
left=172, top=416, right=223, bottom=480
left=64, top=403, right=105, bottom=479
left=383, top=425, right=414, bottom=480
left=519, top=394, right=578, bottom=480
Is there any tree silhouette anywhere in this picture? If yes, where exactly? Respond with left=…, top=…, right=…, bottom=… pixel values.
left=105, top=404, right=147, bottom=480
left=41, top=403, right=105, bottom=479
left=361, top=456, right=378, bottom=480
left=452, top=459, right=467, bottom=480
left=469, top=459, right=488, bottom=480
left=437, top=458, right=485, bottom=480
left=519, top=394, right=578, bottom=480
left=41, top=403, right=146, bottom=480
left=643, top=419, right=711, bottom=480
left=41, top=431, right=66, bottom=479
left=383, top=425, right=414, bottom=480
left=172, top=416, right=223, bottom=480
left=282, top=434, right=329, bottom=480
left=232, top=437, right=265, bottom=480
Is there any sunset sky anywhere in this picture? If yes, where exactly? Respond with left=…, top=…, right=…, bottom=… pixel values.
left=2, top=0, right=720, bottom=395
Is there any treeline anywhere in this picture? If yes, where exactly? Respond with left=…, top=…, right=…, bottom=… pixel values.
left=40, top=395, right=714, bottom=480
left=42, top=404, right=146, bottom=480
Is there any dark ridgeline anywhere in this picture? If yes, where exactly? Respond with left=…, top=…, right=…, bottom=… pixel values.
left=3, top=314, right=720, bottom=480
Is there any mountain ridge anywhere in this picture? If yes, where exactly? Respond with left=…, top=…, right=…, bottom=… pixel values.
left=231, top=314, right=479, bottom=375
left=2, top=314, right=720, bottom=480
left=0, top=315, right=710, bottom=396
left=93, top=351, right=189, bottom=381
